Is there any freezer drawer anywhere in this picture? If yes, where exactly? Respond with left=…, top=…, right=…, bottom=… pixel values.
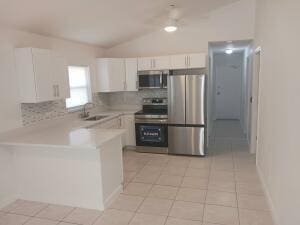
left=168, top=126, right=205, bottom=156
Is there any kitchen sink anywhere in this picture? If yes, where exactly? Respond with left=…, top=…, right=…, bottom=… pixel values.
left=85, top=115, right=109, bottom=121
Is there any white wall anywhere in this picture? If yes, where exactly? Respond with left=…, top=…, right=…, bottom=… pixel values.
left=0, top=25, right=104, bottom=133
left=0, top=148, right=15, bottom=208
left=104, top=0, right=256, bottom=57
left=255, top=0, right=300, bottom=225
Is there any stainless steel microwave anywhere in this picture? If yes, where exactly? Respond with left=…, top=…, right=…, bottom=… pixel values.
left=138, top=70, right=169, bottom=90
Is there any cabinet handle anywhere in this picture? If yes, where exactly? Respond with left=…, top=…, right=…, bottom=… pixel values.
left=56, top=85, right=60, bottom=97
left=185, top=56, right=187, bottom=67
left=153, top=59, right=156, bottom=69
left=53, top=85, right=56, bottom=97
left=187, top=56, right=190, bottom=67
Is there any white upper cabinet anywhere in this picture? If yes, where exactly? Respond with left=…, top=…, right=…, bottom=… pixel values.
left=170, top=54, right=188, bottom=70
left=52, top=53, right=70, bottom=99
left=137, top=57, right=152, bottom=71
left=15, top=48, right=70, bottom=103
left=96, top=58, right=126, bottom=92
left=138, top=56, right=170, bottom=71
left=125, top=58, right=138, bottom=91
left=170, top=53, right=206, bottom=69
left=30, top=48, right=54, bottom=102
left=153, top=56, right=170, bottom=70
left=188, top=53, right=206, bottom=68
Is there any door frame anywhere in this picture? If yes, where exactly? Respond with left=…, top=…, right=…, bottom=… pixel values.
left=250, top=46, right=262, bottom=154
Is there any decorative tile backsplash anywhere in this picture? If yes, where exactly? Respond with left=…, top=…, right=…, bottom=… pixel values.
left=21, top=93, right=109, bottom=126
left=21, top=90, right=167, bottom=126
left=107, top=89, right=167, bottom=107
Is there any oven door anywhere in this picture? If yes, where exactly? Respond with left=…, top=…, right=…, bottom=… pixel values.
left=135, top=121, right=168, bottom=147
left=138, top=71, right=162, bottom=89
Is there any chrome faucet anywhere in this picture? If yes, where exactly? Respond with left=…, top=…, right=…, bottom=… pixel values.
left=80, top=102, right=94, bottom=118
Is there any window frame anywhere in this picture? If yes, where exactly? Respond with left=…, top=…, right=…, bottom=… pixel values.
left=66, top=65, right=92, bottom=112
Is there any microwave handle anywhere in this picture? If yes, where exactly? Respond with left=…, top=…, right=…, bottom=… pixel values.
left=160, top=73, right=163, bottom=88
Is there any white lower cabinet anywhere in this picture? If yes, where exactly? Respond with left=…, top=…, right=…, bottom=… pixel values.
left=88, top=115, right=136, bottom=147
left=121, top=115, right=136, bottom=146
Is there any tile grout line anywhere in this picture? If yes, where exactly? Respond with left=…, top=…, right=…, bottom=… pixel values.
left=164, top=164, right=189, bottom=225
left=231, top=140, right=242, bottom=225
left=202, top=149, right=213, bottom=224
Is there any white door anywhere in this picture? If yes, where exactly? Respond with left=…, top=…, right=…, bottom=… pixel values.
left=170, top=54, right=187, bottom=69
left=250, top=49, right=261, bottom=154
left=32, top=48, right=54, bottom=102
left=138, top=57, right=152, bottom=71
left=125, top=58, right=138, bottom=91
left=215, top=65, right=242, bottom=119
left=52, top=53, right=70, bottom=99
left=153, top=56, right=170, bottom=70
left=188, top=53, right=206, bottom=69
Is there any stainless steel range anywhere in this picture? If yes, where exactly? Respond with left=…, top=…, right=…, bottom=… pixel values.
left=135, top=98, right=168, bottom=154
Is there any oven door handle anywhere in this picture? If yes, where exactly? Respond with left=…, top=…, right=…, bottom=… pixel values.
left=135, top=119, right=168, bottom=124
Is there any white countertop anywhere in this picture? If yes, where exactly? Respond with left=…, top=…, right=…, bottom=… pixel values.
left=0, top=109, right=139, bottom=149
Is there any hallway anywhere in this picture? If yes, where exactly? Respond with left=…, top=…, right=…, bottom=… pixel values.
left=210, top=119, right=247, bottom=143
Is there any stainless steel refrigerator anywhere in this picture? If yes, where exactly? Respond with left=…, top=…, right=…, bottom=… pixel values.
left=168, top=73, right=206, bottom=156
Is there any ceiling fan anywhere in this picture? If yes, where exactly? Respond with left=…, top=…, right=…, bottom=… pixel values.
left=164, top=5, right=180, bottom=32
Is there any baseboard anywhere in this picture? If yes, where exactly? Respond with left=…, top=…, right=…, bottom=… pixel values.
left=104, top=185, right=123, bottom=209
left=257, top=164, right=280, bottom=225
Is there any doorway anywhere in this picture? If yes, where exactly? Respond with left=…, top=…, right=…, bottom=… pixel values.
left=208, top=40, right=253, bottom=145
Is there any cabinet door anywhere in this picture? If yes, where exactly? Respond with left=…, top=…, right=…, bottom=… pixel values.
left=125, top=58, right=138, bottom=91
left=153, top=56, right=170, bottom=70
left=170, top=54, right=188, bottom=69
left=138, top=57, right=152, bottom=71
left=32, top=48, right=55, bottom=102
left=121, top=115, right=136, bottom=146
left=52, top=53, right=70, bottom=99
left=188, top=53, right=206, bottom=68
left=97, top=58, right=125, bottom=92
left=109, top=59, right=126, bottom=92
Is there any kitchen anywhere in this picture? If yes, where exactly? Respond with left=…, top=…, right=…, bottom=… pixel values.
left=0, top=0, right=284, bottom=225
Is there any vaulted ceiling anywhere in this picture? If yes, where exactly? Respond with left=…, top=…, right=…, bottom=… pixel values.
left=0, top=0, right=240, bottom=48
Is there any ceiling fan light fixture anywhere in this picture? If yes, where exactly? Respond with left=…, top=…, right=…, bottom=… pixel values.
left=164, top=19, right=178, bottom=32
left=225, top=49, right=233, bottom=54
left=164, top=25, right=177, bottom=32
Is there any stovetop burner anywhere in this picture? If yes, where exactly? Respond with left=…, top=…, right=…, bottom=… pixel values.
left=135, top=98, right=168, bottom=119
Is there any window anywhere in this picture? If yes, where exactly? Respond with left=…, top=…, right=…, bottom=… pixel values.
left=66, top=66, right=91, bottom=109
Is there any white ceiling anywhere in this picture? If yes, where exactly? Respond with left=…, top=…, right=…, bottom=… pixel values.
left=0, top=0, right=239, bottom=48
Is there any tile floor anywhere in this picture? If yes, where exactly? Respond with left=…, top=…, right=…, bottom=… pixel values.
left=0, top=120, right=274, bottom=225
